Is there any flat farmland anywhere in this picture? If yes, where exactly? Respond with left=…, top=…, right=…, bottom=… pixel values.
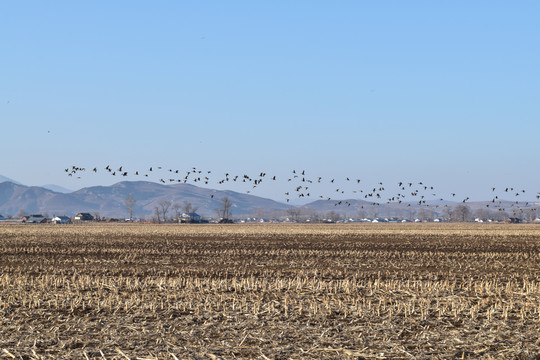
left=0, top=224, right=538, bottom=359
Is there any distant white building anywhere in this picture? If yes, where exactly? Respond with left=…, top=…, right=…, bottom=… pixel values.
left=52, top=215, right=71, bottom=224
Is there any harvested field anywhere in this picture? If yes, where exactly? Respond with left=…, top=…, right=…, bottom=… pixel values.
left=0, top=223, right=539, bottom=359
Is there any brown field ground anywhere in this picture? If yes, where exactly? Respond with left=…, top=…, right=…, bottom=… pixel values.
left=0, top=223, right=538, bottom=359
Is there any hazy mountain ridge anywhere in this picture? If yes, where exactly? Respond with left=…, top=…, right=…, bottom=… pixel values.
left=300, top=198, right=539, bottom=219
left=0, top=181, right=294, bottom=218
left=0, top=179, right=537, bottom=220
left=42, top=184, right=74, bottom=193
left=0, top=175, right=23, bottom=185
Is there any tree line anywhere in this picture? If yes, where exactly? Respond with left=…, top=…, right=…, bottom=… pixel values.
left=124, top=194, right=233, bottom=223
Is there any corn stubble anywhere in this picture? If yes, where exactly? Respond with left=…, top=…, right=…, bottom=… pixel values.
left=0, top=223, right=538, bottom=359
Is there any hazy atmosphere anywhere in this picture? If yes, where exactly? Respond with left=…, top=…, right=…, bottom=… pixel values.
left=1, top=1, right=539, bottom=203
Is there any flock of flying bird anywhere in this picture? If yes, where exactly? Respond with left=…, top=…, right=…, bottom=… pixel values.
left=65, top=165, right=539, bottom=214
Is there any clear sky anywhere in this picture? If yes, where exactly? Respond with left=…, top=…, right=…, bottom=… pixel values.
left=1, top=1, right=539, bottom=203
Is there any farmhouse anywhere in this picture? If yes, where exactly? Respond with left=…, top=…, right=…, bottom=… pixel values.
left=74, top=213, right=94, bottom=221
left=179, top=212, right=201, bottom=223
left=25, top=214, right=47, bottom=223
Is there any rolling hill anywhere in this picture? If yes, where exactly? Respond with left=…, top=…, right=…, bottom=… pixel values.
left=0, top=181, right=294, bottom=218
left=0, top=179, right=537, bottom=220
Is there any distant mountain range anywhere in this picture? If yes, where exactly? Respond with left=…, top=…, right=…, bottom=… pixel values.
left=0, top=180, right=294, bottom=218
left=0, top=175, right=73, bottom=194
left=41, top=184, right=74, bottom=193
left=0, top=175, right=23, bottom=186
left=0, top=177, right=537, bottom=220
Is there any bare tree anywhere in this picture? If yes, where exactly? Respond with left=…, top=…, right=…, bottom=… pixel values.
left=307, top=209, right=321, bottom=222
left=172, top=203, right=182, bottom=221
left=216, top=196, right=232, bottom=222
left=254, top=207, right=266, bottom=220
left=492, top=210, right=509, bottom=222
left=125, top=194, right=136, bottom=220
left=93, top=211, right=101, bottom=222
left=16, top=209, right=27, bottom=219
left=326, top=210, right=340, bottom=223
left=528, top=208, right=538, bottom=222
left=182, top=201, right=198, bottom=215
left=368, top=206, right=378, bottom=219
left=442, top=207, right=453, bottom=222
left=286, top=208, right=301, bottom=222
left=158, top=200, right=172, bottom=222
left=526, top=208, right=538, bottom=222
left=452, top=205, right=471, bottom=222
left=511, top=208, right=523, bottom=221
left=417, top=208, right=428, bottom=222
left=154, top=206, right=161, bottom=223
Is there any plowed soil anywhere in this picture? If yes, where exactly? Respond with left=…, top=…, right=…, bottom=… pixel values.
left=0, top=223, right=538, bottom=359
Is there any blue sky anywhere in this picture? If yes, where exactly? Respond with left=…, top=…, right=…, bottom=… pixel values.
left=1, top=1, right=538, bottom=202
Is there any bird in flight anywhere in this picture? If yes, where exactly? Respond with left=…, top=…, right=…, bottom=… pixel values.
left=63, top=163, right=539, bottom=217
